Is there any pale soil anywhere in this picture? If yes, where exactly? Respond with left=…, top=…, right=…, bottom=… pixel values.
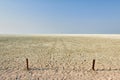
left=0, top=35, right=120, bottom=80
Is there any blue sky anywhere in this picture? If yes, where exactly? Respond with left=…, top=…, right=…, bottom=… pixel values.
left=0, top=0, right=120, bottom=34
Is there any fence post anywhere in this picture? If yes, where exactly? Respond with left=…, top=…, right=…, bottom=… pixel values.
left=26, top=58, right=29, bottom=70
left=92, top=59, right=95, bottom=71
left=38, top=78, right=39, bottom=80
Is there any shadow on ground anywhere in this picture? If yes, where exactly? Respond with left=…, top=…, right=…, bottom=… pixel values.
left=29, top=67, right=59, bottom=71
left=96, top=68, right=120, bottom=71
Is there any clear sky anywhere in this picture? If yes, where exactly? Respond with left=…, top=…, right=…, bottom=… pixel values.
left=0, top=0, right=120, bottom=34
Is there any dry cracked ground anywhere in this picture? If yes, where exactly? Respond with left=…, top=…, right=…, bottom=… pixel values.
left=0, top=35, right=120, bottom=80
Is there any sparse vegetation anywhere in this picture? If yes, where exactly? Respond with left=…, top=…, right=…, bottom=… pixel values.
left=0, top=35, right=120, bottom=80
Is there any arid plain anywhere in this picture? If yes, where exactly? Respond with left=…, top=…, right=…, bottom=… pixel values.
left=0, top=34, right=120, bottom=80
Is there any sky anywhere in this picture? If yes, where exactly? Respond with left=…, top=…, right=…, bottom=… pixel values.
left=0, top=0, right=120, bottom=34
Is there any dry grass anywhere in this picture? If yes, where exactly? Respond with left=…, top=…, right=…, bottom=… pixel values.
left=0, top=35, right=120, bottom=80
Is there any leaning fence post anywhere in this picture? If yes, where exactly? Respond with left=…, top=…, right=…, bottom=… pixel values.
left=92, top=59, right=95, bottom=71
left=26, top=58, right=29, bottom=70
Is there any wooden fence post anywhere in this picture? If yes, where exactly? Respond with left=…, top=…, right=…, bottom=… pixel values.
left=26, top=58, right=29, bottom=70
left=92, top=59, right=95, bottom=71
